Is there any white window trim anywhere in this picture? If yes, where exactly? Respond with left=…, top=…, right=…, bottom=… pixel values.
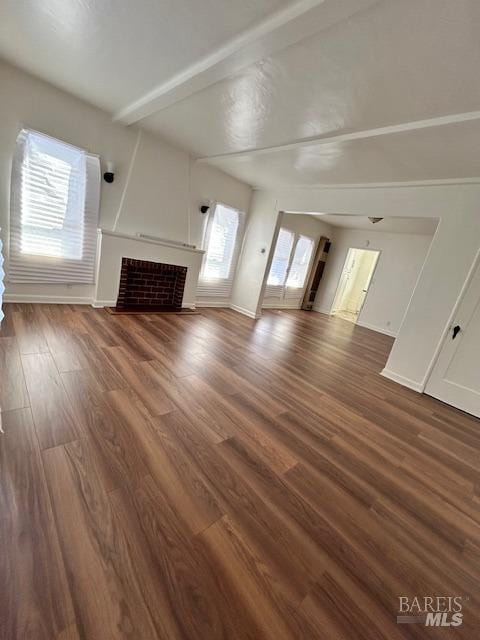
left=197, top=202, right=245, bottom=299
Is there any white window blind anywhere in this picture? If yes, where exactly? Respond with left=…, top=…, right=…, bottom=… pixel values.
left=197, top=203, right=243, bottom=299
left=9, top=129, right=100, bottom=283
left=286, top=235, right=314, bottom=289
left=265, top=228, right=294, bottom=297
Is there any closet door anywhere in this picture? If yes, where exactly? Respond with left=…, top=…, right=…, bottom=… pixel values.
left=425, top=253, right=480, bottom=417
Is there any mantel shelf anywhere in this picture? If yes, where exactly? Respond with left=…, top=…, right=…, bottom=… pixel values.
left=97, top=229, right=205, bottom=254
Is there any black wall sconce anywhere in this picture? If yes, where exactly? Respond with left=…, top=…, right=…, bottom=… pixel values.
left=103, top=161, right=115, bottom=184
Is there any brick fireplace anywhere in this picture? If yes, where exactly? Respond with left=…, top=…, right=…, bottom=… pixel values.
left=116, top=257, right=187, bottom=311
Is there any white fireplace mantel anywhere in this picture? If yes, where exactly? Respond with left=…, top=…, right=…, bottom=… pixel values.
left=93, top=229, right=204, bottom=309
left=100, top=229, right=204, bottom=254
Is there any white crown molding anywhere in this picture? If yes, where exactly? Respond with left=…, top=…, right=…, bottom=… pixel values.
left=113, top=0, right=378, bottom=125
left=248, top=178, right=480, bottom=195
left=255, top=177, right=480, bottom=191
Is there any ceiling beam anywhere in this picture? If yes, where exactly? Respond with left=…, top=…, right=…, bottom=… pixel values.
left=196, top=111, right=480, bottom=163
left=113, top=0, right=379, bottom=125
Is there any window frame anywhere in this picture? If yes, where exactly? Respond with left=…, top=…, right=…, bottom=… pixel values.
left=9, top=128, right=100, bottom=284
left=265, top=228, right=316, bottom=301
left=197, top=201, right=245, bottom=299
left=286, top=234, right=315, bottom=290
left=266, top=227, right=295, bottom=288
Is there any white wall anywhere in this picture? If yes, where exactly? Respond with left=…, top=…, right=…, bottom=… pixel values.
left=262, top=212, right=332, bottom=309
left=0, top=59, right=252, bottom=303
left=113, top=132, right=190, bottom=242
left=230, top=191, right=280, bottom=318
left=230, top=184, right=480, bottom=392
left=279, top=212, right=332, bottom=240
left=315, top=228, right=435, bottom=336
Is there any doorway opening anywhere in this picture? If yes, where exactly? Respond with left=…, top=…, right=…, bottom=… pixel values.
left=331, top=248, right=380, bottom=324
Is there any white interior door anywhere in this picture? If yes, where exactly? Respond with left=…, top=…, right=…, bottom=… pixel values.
left=331, top=248, right=379, bottom=319
left=332, top=249, right=356, bottom=314
left=425, top=254, right=480, bottom=418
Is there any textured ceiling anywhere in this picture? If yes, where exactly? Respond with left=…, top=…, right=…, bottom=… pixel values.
left=143, top=0, right=480, bottom=158
left=1, top=0, right=479, bottom=188
left=202, top=119, right=480, bottom=188
left=0, top=0, right=294, bottom=111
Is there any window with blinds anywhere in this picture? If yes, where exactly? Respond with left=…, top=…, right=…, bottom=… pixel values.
left=9, top=129, right=100, bottom=283
left=265, top=229, right=315, bottom=300
left=197, top=203, right=243, bottom=299
left=286, top=235, right=315, bottom=289
left=265, top=228, right=294, bottom=297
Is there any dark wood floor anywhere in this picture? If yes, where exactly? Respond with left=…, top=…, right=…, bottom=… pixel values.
left=0, top=304, right=479, bottom=639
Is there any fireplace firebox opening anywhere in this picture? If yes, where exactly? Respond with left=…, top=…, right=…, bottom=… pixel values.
left=116, top=258, right=187, bottom=312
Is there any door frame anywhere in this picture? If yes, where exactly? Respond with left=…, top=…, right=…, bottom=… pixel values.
left=424, top=247, right=480, bottom=391
left=329, top=247, right=382, bottom=322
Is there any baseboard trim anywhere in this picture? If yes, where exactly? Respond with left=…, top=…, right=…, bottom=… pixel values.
left=381, top=368, right=424, bottom=393
left=4, top=293, right=92, bottom=305
left=356, top=320, right=397, bottom=338
left=262, top=303, right=301, bottom=310
left=91, top=299, right=115, bottom=308
left=5, top=293, right=197, bottom=311
left=313, top=306, right=332, bottom=316
left=196, top=301, right=230, bottom=308
left=229, top=304, right=261, bottom=319
left=93, top=300, right=196, bottom=310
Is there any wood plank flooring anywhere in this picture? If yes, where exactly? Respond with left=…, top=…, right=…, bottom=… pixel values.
left=1, top=303, right=479, bottom=639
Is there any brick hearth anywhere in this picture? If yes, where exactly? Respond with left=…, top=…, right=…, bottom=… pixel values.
left=116, top=258, right=187, bottom=311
